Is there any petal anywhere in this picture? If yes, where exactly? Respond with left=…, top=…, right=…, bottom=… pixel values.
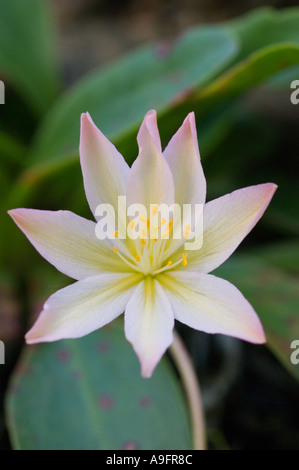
left=186, top=183, right=277, bottom=273
left=160, top=271, right=266, bottom=343
left=9, top=209, right=127, bottom=280
left=26, top=273, right=141, bottom=344
left=80, top=113, right=130, bottom=216
left=125, top=277, right=174, bottom=378
left=126, top=110, right=175, bottom=212
left=163, top=112, right=206, bottom=206
left=137, top=108, right=162, bottom=153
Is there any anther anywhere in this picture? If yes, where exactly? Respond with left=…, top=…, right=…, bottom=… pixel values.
left=152, top=205, right=158, bottom=216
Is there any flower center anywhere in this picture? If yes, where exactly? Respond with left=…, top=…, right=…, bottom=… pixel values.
left=112, top=215, right=188, bottom=276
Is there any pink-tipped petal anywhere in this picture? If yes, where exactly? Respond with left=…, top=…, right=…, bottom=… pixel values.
left=8, top=209, right=126, bottom=280
left=161, top=271, right=266, bottom=344
left=80, top=113, right=130, bottom=217
left=125, top=278, right=174, bottom=378
left=26, top=273, right=141, bottom=344
left=187, top=183, right=278, bottom=273
left=137, top=110, right=162, bottom=153
left=163, top=112, right=206, bottom=206
left=126, top=111, right=175, bottom=212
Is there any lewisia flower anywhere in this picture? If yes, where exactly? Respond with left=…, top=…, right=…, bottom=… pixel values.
left=9, top=111, right=277, bottom=378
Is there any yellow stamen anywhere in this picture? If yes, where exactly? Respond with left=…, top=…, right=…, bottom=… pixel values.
left=141, top=238, right=146, bottom=246
left=182, top=253, right=188, bottom=266
left=141, top=228, right=147, bottom=239
left=185, top=224, right=191, bottom=230
left=152, top=205, right=158, bottom=216
left=135, top=255, right=140, bottom=262
left=161, top=217, right=167, bottom=225
left=151, top=256, right=184, bottom=275
left=112, top=231, right=119, bottom=238
left=114, top=246, right=119, bottom=253
left=162, top=229, right=171, bottom=238
left=128, top=220, right=135, bottom=230
left=139, top=216, right=150, bottom=230
left=162, top=221, right=173, bottom=238
left=184, top=230, right=190, bottom=239
left=168, top=261, right=173, bottom=266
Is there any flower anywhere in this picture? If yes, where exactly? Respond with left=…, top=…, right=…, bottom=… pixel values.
left=9, top=110, right=277, bottom=378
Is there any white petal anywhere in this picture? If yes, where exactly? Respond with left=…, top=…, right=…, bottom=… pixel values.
left=8, top=209, right=127, bottom=280
left=186, top=183, right=277, bottom=273
left=125, top=277, right=174, bottom=378
left=137, top=108, right=162, bottom=153
left=126, top=110, right=175, bottom=212
left=160, top=271, right=266, bottom=343
left=80, top=113, right=130, bottom=216
left=26, top=273, right=141, bottom=344
left=163, top=112, right=206, bottom=206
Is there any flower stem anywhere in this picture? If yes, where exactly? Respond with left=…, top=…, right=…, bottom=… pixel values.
left=169, top=330, right=206, bottom=450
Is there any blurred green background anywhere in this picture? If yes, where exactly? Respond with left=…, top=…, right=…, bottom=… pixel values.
left=0, top=0, right=299, bottom=450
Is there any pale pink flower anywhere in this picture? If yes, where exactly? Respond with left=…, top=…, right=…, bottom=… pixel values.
left=9, top=111, right=277, bottom=377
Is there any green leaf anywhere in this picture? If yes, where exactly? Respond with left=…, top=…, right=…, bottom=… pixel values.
left=214, top=256, right=299, bottom=381
left=29, top=26, right=238, bottom=164
left=0, top=0, right=60, bottom=115
left=226, top=7, right=299, bottom=94
left=266, top=64, right=299, bottom=90
left=6, top=321, right=191, bottom=450
left=190, top=43, right=299, bottom=114
left=227, top=7, right=299, bottom=62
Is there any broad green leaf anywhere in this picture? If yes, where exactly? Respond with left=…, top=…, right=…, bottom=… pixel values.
left=0, top=0, right=60, bottom=115
left=188, top=44, right=299, bottom=114
left=227, top=7, right=299, bottom=62
left=226, top=7, right=299, bottom=94
left=29, top=27, right=238, bottom=163
left=119, top=43, right=299, bottom=164
left=6, top=321, right=191, bottom=450
left=266, top=64, right=299, bottom=90
left=214, top=256, right=299, bottom=381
